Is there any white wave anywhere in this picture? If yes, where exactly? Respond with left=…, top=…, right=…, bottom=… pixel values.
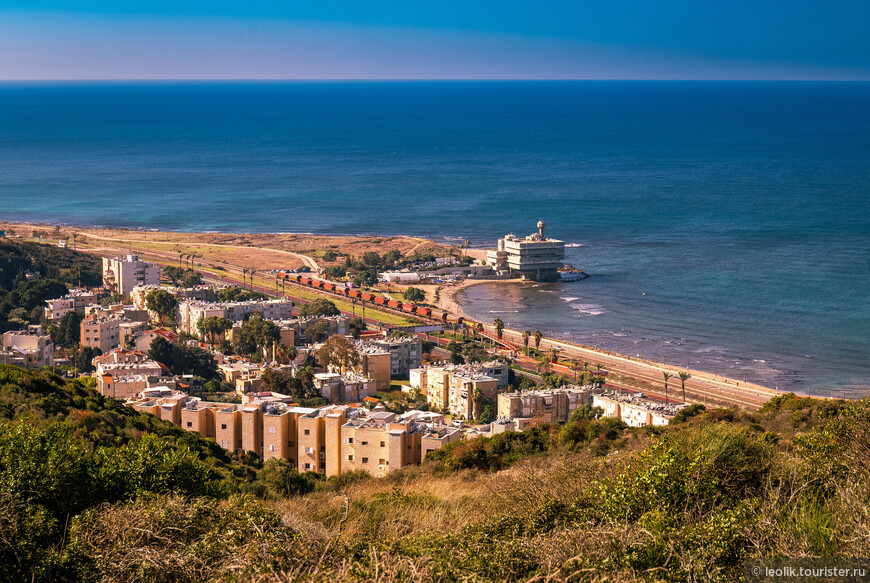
left=569, top=302, right=605, bottom=316
left=565, top=243, right=584, bottom=247
left=488, top=310, right=519, bottom=313
left=753, top=359, right=766, bottom=363
left=560, top=296, right=580, bottom=302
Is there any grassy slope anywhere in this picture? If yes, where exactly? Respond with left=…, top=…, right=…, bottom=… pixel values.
left=1, top=365, right=868, bottom=582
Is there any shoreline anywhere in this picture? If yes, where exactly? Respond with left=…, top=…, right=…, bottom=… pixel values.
left=4, top=219, right=807, bottom=407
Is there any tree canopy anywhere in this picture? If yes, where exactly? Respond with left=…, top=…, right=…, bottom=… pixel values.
left=299, top=298, right=339, bottom=317
left=403, top=287, right=425, bottom=303
left=145, top=289, right=177, bottom=327
left=197, top=315, right=232, bottom=346
left=235, top=313, right=281, bottom=360
left=318, top=334, right=359, bottom=373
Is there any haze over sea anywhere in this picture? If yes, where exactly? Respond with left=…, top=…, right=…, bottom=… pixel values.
left=1, top=81, right=868, bottom=395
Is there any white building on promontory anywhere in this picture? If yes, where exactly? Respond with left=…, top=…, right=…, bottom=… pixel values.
left=486, top=221, right=565, bottom=282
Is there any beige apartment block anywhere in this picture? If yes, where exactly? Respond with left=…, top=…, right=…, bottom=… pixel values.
left=80, top=314, right=121, bottom=353
left=449, top=374, right=499, bottom=420
left=339, top=413, right=430, bottom=477
left=181, top=401, right=217, bottom=438
left=241, top=406, right=264, bottom=456
left=215, top=406, right=243, bottom=452
left=426, top=367, right=452, bottom=412
left=263, top=408, right=297, bottom=463
left=420, top=425, right=463, bottom=460
left=356, top=347, right=391, bottom=391
left=130, top=391, right=189, bottom=426
left=296, top=407, right=326, bottom=473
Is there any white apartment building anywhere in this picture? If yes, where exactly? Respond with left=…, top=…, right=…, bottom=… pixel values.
left=44, top=289, right=98, bottom=320
left=0, top=325, right=54, bottom=368
left=592, top=391, right=687, bottom=427
left=103, top=255, right=161, bottom=295
left=176, top=298, right=295, bottom=335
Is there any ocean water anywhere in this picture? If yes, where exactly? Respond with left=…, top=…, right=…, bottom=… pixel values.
left=1, top=81, right=868, bottom=394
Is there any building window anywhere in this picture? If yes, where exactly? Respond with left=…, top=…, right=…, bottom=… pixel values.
left=362, top=457, right=369, bottom=464
left=268, top=427, right=276, bottom=434
left=221, top=440, right=228, bottom=448
left=269, top=445, right=277, bottom=452
left=304, top=447, right=314, bottom=455
left=221, top=424, right=227, bottom=430
left=186, top=422, right=192, bottom=428
left=304, top=429, right=310, bottom=435
left=361, top=441, right=368, bottom=446
left=348, top=437, right=354, bottom=444
left=304, top=463, right=311, bottom=470
left=348, top=455, right=354, bottom=461
left=380, top=441, right=385, bottom=448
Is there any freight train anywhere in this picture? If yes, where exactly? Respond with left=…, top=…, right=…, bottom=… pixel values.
left=277, top=271, right=466, bottom=326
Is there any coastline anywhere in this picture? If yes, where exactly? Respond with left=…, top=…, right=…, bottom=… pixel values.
left=3, top=219, right=796, bottom=408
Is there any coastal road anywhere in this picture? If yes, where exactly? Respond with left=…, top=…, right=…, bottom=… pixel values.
left=478, top=326, right=783, bottom=410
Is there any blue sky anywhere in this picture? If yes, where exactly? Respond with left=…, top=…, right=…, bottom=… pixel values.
left=1, top=1, right=869, bottom=80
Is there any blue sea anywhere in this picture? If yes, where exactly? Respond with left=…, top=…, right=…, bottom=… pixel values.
left=1, top=81, right=868, bottom=395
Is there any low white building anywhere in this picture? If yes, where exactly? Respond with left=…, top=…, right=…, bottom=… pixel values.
left=0, top=325, right=54, bottom=368
left=380, top=272, right=422, bottom=284
left=176, top=298, right=295, bottom=335
left=592, top=391, right=687, bottom=427
left=44, top=289, right=98, bottom=321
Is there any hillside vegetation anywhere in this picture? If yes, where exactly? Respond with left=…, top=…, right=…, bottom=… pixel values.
left=1, top=365, right=868, bottom=582
left=0, top=240, right=103, bottom=333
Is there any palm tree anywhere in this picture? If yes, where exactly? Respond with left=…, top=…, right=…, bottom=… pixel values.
left=463, top=238, right=470, bottom=262
left=71, top=232, right=78, bottom=251
left=494, top=318, right=504, bottom=339
left=534, top=330, right=543, bottom=351
left=522, top=330, right=531, bottom=355
left=583, top=361, right=589, bottom=372
left=472, top=386, right=483, bottom=419
left=178, top=252, right=184, bottom=267
left=535, top=354, right=550, bottom=375
left=547, top=347, right=559, bottom=366
left=678, top=372, right=691, bottom=403
left=595, top=363, right=603, bottom=374
left=662, top=372, right=672, bottom=404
